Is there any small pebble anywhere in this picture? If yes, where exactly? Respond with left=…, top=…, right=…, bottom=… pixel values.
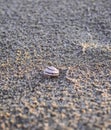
left=43, top=66, right=59, bottom=77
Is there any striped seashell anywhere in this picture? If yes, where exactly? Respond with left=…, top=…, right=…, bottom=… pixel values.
left=43, top=66, right=59, bottom=77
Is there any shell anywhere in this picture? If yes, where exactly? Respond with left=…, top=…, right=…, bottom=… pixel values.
left=43, top=66, right=59, bottom=77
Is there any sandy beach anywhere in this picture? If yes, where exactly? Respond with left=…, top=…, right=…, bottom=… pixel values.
left=0, top=0, right=111, bottom=129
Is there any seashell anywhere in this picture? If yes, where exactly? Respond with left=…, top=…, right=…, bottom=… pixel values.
left=43, top=66, right=59, bottom=77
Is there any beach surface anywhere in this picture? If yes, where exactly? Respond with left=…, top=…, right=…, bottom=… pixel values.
left=0, top=0, right=111, bottom=129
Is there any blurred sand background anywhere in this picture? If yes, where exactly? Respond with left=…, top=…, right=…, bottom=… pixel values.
left=0, top=0, right=111, bottom=129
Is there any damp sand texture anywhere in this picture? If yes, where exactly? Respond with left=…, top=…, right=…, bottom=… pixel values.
left=0, top=0, right=111, bottom=130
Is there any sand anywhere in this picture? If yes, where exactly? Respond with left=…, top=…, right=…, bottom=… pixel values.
left=0, top=0, right=111, bottom=129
